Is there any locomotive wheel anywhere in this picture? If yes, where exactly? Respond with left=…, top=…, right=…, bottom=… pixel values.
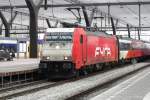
left=95, top=64, right=103, bottom=71
left=75, top=70, right=80, bottom=78
left=131, top=58, right=137, bottom=64
left=87, top=65, right=93, bottom=73
left=81, top=68, right=88, bottom=76
left=120, top=59, right=125, bottom=65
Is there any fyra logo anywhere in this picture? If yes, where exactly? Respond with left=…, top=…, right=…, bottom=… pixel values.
left=95, top=47, right=111, bottom=57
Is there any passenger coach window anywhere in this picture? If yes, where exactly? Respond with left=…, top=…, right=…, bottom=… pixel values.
left=119, top=43, right=131, bottom=50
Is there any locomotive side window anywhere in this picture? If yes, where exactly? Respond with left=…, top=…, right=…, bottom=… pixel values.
left=119, top=42, right=132, bottom=50
left=80, top=35, right=83, bottom=44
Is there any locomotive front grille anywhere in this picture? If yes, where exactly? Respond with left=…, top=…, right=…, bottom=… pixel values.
left=49, top=56, right=64, bottom=61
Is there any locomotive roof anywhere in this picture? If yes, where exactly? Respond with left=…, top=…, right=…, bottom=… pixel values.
left=86, top=30, right=114, bottom=38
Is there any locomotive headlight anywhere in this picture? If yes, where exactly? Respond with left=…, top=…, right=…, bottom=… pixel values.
left=56, top=45, right=60, bottom=49
left=46, top=56, right=50, bottom=60
left=64, top=56, right=68, bottom=60
left=64, top=56, right=72, bottom=60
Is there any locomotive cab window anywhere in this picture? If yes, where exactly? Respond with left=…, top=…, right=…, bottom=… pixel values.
left=43, top=32, right=73, bottom=50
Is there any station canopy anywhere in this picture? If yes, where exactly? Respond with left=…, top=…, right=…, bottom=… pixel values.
left=0, top=0, right=150, bottom=40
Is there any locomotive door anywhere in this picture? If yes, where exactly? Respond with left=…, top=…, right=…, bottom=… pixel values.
left=80, top=34, right=87, bottom=64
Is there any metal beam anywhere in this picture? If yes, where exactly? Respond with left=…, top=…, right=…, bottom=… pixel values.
left=2, top=26, right=149, bottom=30
left=1, top=1, right=150, bottom=9
left=10, top=31, right=45, bottom=34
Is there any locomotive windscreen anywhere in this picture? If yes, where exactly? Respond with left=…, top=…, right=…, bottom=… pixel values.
left=42, top=31, right=73, bottom=61
left=45, top=32, right=72, bottom=42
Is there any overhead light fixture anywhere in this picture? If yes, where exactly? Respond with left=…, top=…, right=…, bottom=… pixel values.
left=123, top=17, right=127, bottom=18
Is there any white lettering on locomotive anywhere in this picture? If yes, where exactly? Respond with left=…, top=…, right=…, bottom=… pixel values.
left=95, top=47, right=111, bottom=57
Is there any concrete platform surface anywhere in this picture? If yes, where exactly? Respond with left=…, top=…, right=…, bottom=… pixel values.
left=91, top=65, right=150, bottom=100
left=0, top=58, right=40, bottom=73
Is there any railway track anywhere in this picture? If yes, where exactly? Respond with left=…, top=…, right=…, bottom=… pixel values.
left=0, top=80, right=47, bottom=93
left=0, top=78, right=79, bottom=99
left=67, top=63, right=150, bottom=100
left=0, top=61, right=149, bottom=100
left=0, top=80, right=56, bottom=99
left=0, top=67, right=115, bottom=99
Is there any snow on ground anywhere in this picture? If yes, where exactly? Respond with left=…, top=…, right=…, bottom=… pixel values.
left=10, top=61, right=150, bottom=100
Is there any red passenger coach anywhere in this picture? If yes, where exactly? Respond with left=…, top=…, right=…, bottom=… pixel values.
left=144, top=42, right=150, bottom=56
left=119, top=37, right=150, bottom=63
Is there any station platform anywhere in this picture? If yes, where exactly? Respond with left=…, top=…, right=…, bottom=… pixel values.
left=91, top=65, right=150, bottom=100
left=0, top=58, right=40, bottom=76
left=0, top=58, right=40, bottom=88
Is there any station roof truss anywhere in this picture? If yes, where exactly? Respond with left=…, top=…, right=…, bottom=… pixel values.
left=0, top=0, right=150, bottom=34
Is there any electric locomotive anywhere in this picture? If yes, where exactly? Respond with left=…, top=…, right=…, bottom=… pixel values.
left=39, top=28, right=118, bottom=78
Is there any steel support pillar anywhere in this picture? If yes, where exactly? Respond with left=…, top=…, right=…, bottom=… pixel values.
left=54, top=21, right=58, bottom=28
left=25, top=0, right=43, bottom=58
left=105, top=14, right=107, bottom=31
left=89, top=7, right=96, bottom=26
left=127, top=24, right=131, bottom=38
left=0, top=11, right=17, bottom=35
left=101, top=12, right=103, bottom=30
left=115, top=19, right=118, bottom=29
left=0, top=11, right=10, bottom=37
left=46, top=19, right=58, bottom=28
left=0, top=24, right=2, bottom=35
left=81, top=6, right=90, bottom=27
left=138, top=28, right=140, bottom=40
left=110, top=17, right=116, bottom=35
left=138, top=4, right=141, bottom=40
left=9, top=11, right=18, bottom=27
left=46, top=18, right=52, bottom=28
left=108, top=5, right=110, bottom=28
